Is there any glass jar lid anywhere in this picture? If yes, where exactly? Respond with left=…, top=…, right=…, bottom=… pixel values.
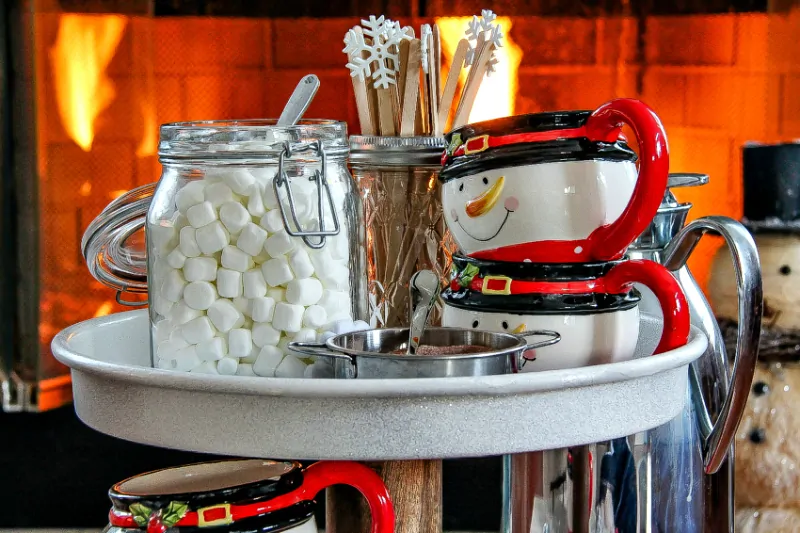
left=349, top=135, right=446, bottom=166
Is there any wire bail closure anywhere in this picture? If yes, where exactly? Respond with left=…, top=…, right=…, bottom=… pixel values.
left=273, top=141, right=341, bottom=249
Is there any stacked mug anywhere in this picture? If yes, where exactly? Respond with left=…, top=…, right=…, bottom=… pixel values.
left=439, top=98, right=691, bottom=371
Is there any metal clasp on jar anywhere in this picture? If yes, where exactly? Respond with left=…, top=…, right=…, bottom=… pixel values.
left=273, top=140, right=340, bottom=249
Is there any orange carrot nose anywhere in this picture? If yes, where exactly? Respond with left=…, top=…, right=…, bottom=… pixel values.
left=512, top=323, right=527, bottom=334
left=465, top=176, right=505, bottom=218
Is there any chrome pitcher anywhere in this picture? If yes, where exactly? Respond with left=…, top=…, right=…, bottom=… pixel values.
left=502, top=174, right=762, bottom=533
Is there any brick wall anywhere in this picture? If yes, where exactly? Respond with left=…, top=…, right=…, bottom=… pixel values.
left=33, top=12, right=800, bottom=328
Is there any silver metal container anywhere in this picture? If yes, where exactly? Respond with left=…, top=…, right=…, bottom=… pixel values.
left=289, top=327, right=560, bottom=379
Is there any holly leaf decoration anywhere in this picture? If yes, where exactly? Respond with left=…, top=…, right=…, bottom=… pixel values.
left=456, top=263, right=480, bottom=289
left=162, top=501, right=189, bottom=528
left=129, top=503, right=152, bottom=527
left=447, top=133, right=463, bottom=156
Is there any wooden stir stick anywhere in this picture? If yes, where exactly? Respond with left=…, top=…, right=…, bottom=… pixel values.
left=452, top=33, right=493, bottom=129
left=437, top=39, right=468, bottom=133
left=400, top=40, right=422, bottom=136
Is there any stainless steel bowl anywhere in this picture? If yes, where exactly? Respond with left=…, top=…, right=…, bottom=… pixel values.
left=289, top=327, right=560, bottom=379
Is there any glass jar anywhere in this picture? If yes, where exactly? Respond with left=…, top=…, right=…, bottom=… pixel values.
left=83, top=120, right=366, bottom=377
left=349, top=135, right=455, bottom=328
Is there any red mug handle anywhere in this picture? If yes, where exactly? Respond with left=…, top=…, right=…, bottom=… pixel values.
left=585, top=98, right=669, bottom=261
left=299, top=461, right=394, bottom=533
left=604, top=259, right=689, bottom=354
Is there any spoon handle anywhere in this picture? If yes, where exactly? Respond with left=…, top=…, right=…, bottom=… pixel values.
left=277, top=74, right=320, bottom=126
left=408, top=270, right=440, bottom=355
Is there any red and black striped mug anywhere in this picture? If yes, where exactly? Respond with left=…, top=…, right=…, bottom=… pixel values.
left=441, top=98, right=669, bottom=264
left=105, top=459, right=394, bottom=533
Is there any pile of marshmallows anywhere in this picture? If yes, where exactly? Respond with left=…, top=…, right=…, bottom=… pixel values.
left=148, top=167, right=366, bottom=378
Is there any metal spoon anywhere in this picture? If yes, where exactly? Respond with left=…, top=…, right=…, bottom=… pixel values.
left=277, top=74, right=320, bottom=126
left=407, top=270, right=440, bottom=355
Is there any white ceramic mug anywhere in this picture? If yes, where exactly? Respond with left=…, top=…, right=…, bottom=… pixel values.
left=440, top=98, right=669, bottom=264
left=441, top=256, right=689, bottom=371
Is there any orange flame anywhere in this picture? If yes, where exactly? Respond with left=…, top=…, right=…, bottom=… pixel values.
left=436, top=16, right=522, bottom=125
left=50, top=14, right=127, bottom=151
left=93, top=301, right=114, bottom=317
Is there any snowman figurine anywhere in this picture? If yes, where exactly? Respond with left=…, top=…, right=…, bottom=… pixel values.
left=709, top=142, right=800, bottom=532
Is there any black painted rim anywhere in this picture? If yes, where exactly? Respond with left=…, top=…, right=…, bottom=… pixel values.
left=445, top=110, right=593, bottom=141
left=451, top=254, right=627, bottom=281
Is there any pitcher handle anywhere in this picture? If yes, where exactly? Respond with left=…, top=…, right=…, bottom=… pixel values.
left=585, top=98, right=670, bottom=261
left=300, top=461, right=395, bottom=533
left=663, top=215, right=763, bottom=475
left=604, top=259, right=690, bottom=354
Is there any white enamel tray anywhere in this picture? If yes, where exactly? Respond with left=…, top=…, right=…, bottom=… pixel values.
left=52, top=310, right=707, bottom=460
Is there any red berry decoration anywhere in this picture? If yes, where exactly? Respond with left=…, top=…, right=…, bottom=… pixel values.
left=147, top=514, right=167, bottom=533
left=450, top=279, right=460, bottom=291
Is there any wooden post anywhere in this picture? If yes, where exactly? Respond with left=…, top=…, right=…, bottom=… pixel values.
left=326, top=460, right=442, bottom=533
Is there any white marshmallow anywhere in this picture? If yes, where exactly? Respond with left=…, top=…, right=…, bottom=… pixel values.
left=236, top=363, right=257, bottom=377
left=264, top=229, right=295, bottom=257
left=169, top=328, right=186, bottom=344
left=181, top=316, right=215, bottom=344
left=262, top=181, right=279, bottom=209
left=219, top=202, right=250, bottom=234
left=221, top=245, right=253, bottom=272
left=183, top=281, right=218, bottom=310
left=267, top=287, right=286, bottom=302
left=318, top=290, right=351, bottom=319
left=205, top=182, right=234, bottom=208
left=196, top=336, right=226, bottom=361
left=260, top=209, right=285, bottom=233
left=150, top=223, right=177, bottom=254
left=236, top=222, right=268, bottom=256
left=233, top=296, right=252, bottom=317
left=166, top=248, right=187, bottom=269
left=251, top=249, right=270, bottom=264
left=155, top=320, right=171, bottom=343
left=224, top=169, right=256, bottom=195
left=183, top=256, right=217, bottom=282
left=351, top=320, right=370, bottom=332
left=228, top=328, right=252, bottom=358
left=303, top=305, right=328, bottom=329
left=160, top=269, right=186, bottom=302
left=157, top=358, right=176, bottom=370
left=175, top=181, right=206, bottom=212
left=277, top=336, right=292, bottom=355
left=329, top=234, right=349, bottom=261
left=217, top=357, right=239, bottom=375
left=216, top=268, right=242, bottom=298
left=261, top=257, right=294, bottom=287
left=275, top=354, right=307, bottom=378
left=253, top=346, right=284, bottom=377
left=179, top=226, right=201, bottom=258
left=251, top=296, right=276, bottom=322
left=168, top=301, right=201, bottom=325
left=241, top=343, right=260, bottom=364
left=286, top=278, right=323, bottom=306
left=174, top=345, right=201, bottom=371
left=317, top=261, right=350, bottom=291
left=331, top=319, right=356, bottom=335
left=272, top=302, right=304, bottom=333
left=317, top=330, right=336, bottom=344
left=196, top=221, right=230, bottom=254
left=157, top=337, right=188, bottom=359
left=207, top=299, right=241, bottom=332
left=242, top=269, right=268, bottom=299
left=252, top=322, right=280, bottom=347
left=247, top=184, right=266, bottom=217
left=309, top=249, right=331, bottom=273
left=292, top=328, right=317, bottom=343
left=152, top=294, right=174, bottom=317
left=191, top=361, right=220, bottom=375
left=186, top=201, right=217, bottom=228
left=288, top=248, right=314, bottom=279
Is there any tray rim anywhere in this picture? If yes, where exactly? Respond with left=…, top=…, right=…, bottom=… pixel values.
left=52, top=310, right=707, bottom=399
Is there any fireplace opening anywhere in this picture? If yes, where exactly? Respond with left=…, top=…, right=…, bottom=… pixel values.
left=2, top=0, right=797, bottom=412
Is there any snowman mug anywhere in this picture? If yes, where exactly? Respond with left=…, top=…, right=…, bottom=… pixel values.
left=441, top=256, right=690, bottom=371
left=105, top=459, right=394, bottom=533
left=440, top=98, right=669, bottom=264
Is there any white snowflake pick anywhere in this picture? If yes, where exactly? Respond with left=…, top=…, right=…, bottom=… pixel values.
left=420, top=24, right=432, bottom=74
left=343, top=15, right=411, bottom=89
left=464, top=9, right=504, bottom=75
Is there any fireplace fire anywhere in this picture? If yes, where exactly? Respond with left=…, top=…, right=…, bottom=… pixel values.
left=2, top=0, right=798, bottom=412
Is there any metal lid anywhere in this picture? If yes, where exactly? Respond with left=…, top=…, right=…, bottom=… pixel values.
left=630, top=173, right=709, bottom=250
left=82, top=183, right=152, bottom=304
left=349, top=135, right=446, bottom=165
